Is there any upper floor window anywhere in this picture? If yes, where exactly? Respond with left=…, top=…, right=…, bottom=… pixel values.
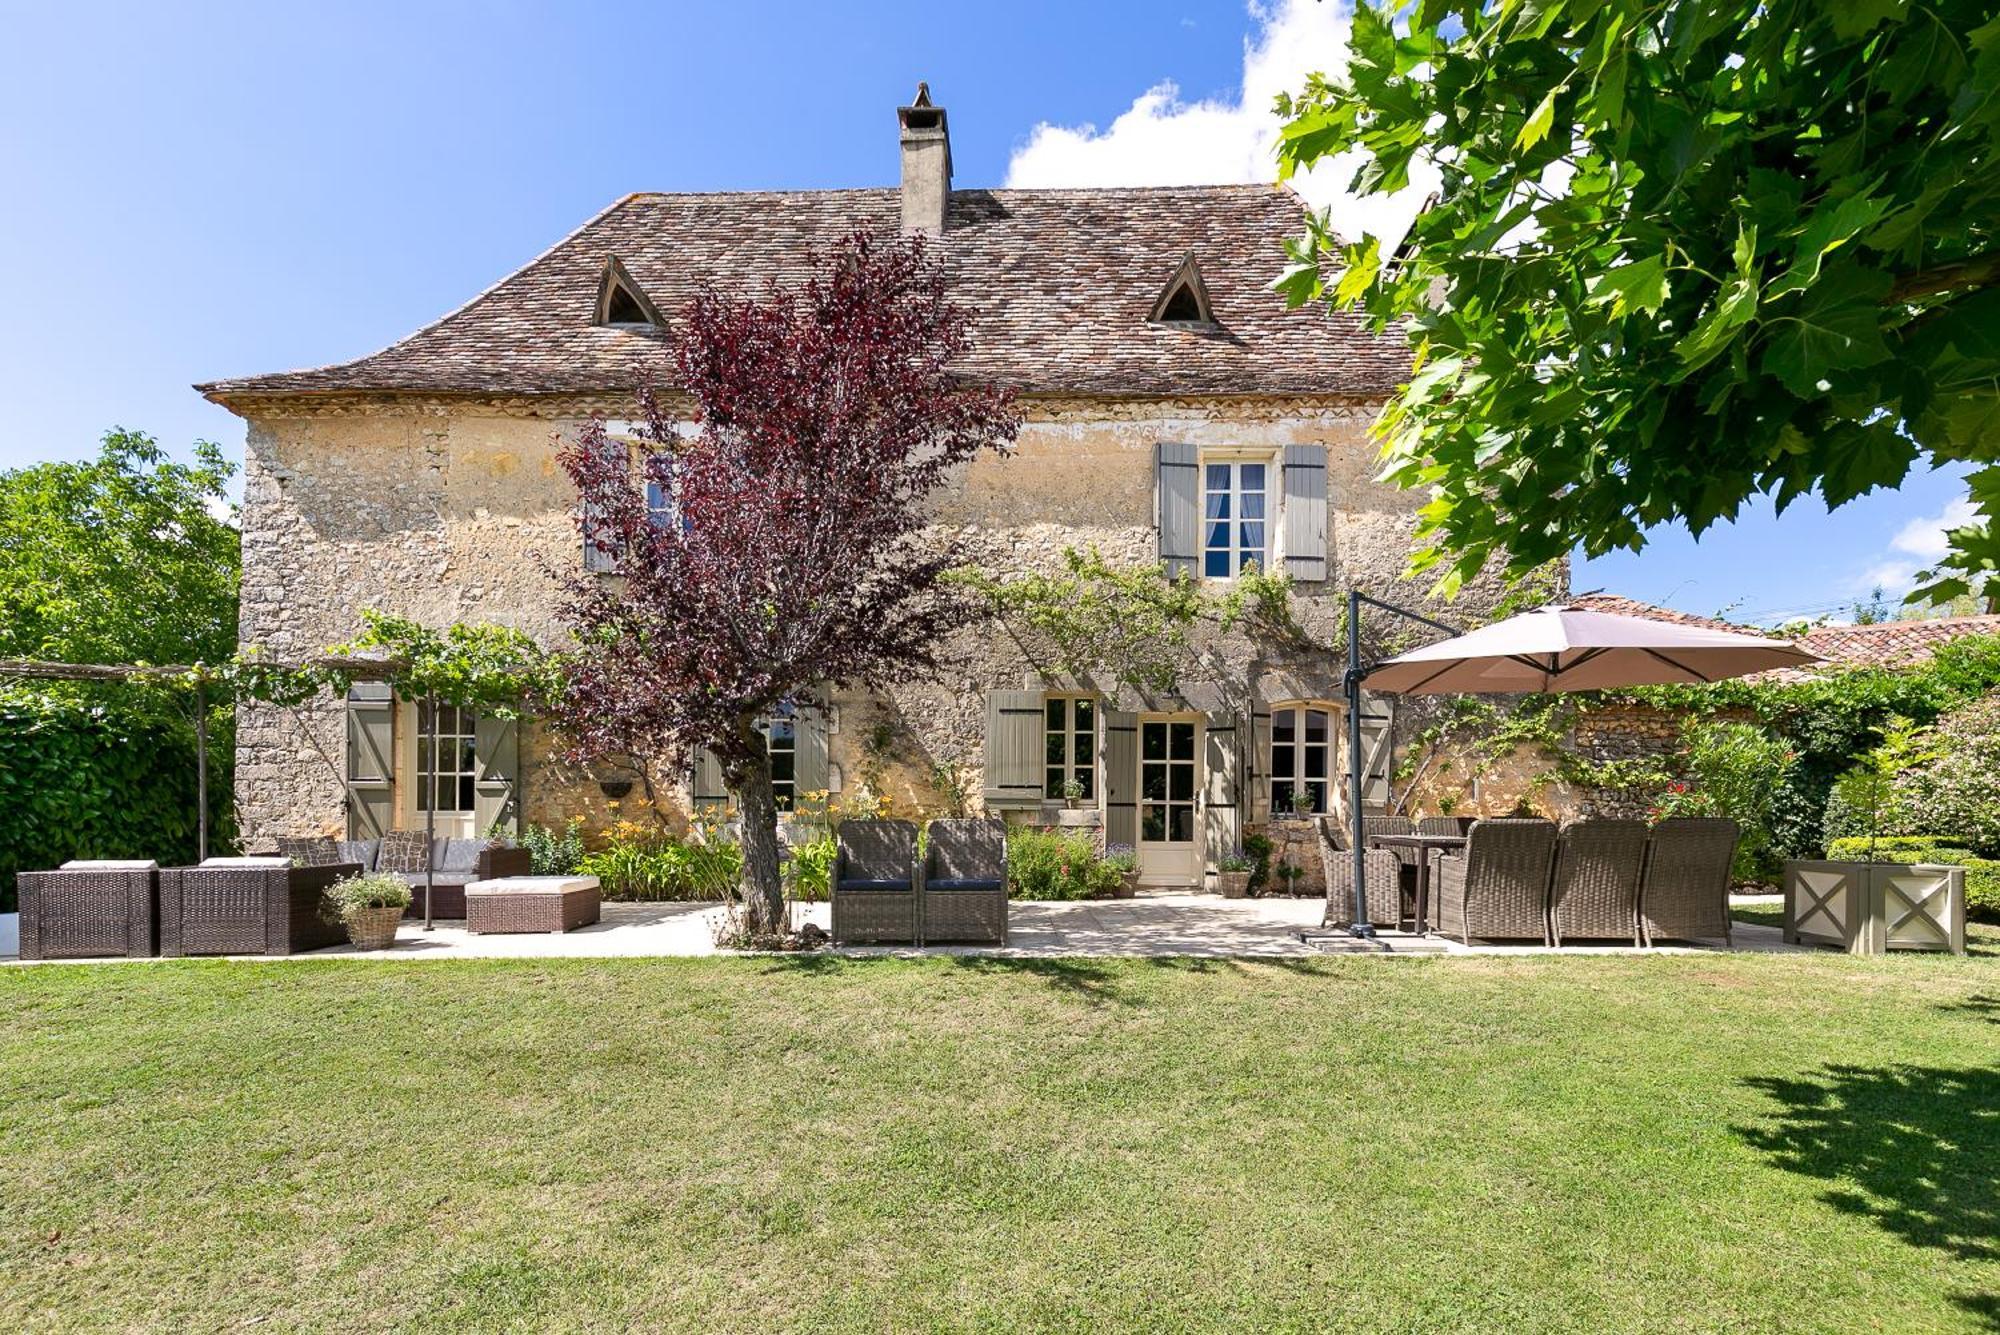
left=1271, top=703, right=1332, bottom=815
left=1203, top=459, right=1268, bottom=578
left=1044, top=695, right=1096, bottom=800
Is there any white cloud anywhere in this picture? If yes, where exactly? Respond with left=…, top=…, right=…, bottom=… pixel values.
left=1004, top=0, right=1436, bottom=247
left=1855, top=494, right=1979, bottom=595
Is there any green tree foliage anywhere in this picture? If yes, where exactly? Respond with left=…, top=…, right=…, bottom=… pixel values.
left=1276, top=1, right=2000, bottom=607
left=1652, top=720, right=1794, bottom=880
left=0, top=430, right=240, bottom=663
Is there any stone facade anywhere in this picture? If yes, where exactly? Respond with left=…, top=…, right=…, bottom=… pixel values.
left=229, top=390, right=1526, bottom=859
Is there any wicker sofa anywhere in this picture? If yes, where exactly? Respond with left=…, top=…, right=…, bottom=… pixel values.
left=16, top=860, right=160, bottom=960
left=322, top=837, right=532, bottom=919
left=158, top=859, right=357, bottom=956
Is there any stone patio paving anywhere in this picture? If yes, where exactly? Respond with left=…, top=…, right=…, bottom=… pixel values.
left=0, top=894, right=1801, bottom=963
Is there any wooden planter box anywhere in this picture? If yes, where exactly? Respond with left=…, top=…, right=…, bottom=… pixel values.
left=1783, top=860, right=1966, bottom=956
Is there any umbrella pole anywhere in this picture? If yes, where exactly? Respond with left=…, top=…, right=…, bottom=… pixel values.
left=1345, top=589, right=1374, bottom=938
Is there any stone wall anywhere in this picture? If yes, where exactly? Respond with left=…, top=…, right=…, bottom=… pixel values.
left=229, top=393, right=1529, bottom=846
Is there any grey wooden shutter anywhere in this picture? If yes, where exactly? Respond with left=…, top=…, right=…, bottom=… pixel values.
left=473, top=713, right=521, bottom=836
left=1102, top=710, right=1139, bottom=848
left=344, top=684, right=395, bottom=839
left=1251, top=706, right=1274, bottom=823
left=1203, top=709, right=1242, bottom=875
left=795, top=707, right=830, bottom=798
left=1282, top=444, right=1328, bottom=581
left=982, top=689, right=1046, bottom=809
left=691, top=747, right=728, bottom=811
left=1359, top=691, right=1396, bottom=812
left=1156, top=442, right=1199, bottom=579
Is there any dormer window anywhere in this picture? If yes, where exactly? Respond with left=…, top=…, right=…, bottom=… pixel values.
left=1150, top=253, right=1214, bottom=326
left=595, top=256, right=664, bottom=328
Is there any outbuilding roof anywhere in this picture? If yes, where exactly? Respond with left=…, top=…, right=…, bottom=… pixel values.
left=198, top=185, right=1406, bottom=403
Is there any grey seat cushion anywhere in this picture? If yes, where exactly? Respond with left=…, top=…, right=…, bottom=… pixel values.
left=927, top=877, right=1002, bottom=892
left=436, top=839, right=486, bottom=873
left=337, top=839, right=381, bottom=871
left=398, top=871, right=473, bottom=888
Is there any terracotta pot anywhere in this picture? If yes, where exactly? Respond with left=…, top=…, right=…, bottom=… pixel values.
left=1216, top=871, right=1251, bottom=899
left=346, top=904, right=404, bottom=951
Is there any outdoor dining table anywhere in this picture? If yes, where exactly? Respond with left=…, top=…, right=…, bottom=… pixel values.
left=1366, top=833, right=1468, bottom=934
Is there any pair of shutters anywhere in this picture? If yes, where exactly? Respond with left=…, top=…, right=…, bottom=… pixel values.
left=1247, top=694, right=1395, bottom=821
left=1155, top=442, right=1328, bottom=581
left=690, top=707, right=833, bottom=811
left=343, top=687, right=521, bottom=838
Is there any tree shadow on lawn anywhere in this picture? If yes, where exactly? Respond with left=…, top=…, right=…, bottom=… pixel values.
left=1937, top=993, right=2000, bottom=1024
left=1738, top=1064, right=2000, bottom=1327
left=756, top=951, right=1270, bottom=1007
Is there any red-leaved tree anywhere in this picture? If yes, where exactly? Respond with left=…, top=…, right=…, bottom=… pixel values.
left=548, top=232, right=1019, bottom=932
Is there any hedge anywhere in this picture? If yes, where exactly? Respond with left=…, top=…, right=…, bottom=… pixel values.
left=0, top=687, right=234, bottom=912
left=1824, top=836, right=2000, bottom=924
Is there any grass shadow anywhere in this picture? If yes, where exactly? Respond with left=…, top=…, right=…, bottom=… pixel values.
left=947, top=955, right=1147, bottom=1006
left=1939, top=993, right=2000, bottom=1024
left=1738, top=1063, right=2000, bottom=1326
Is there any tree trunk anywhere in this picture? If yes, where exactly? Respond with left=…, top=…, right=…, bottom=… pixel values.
left=728, top=741, right=786, bottom=934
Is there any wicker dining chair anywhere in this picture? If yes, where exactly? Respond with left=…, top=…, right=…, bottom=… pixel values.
left=1415, top=816, right=1473, bottom=837
left=1638, top=818, right=1740, bottom=947
left=1548, top=819, right=1649, bottom=947
left=1431, top=818, right=1559, bottom=945
left=16, top=860, right=160, bottom=960
left=1316, top=817, right=1405, bottom=929
left=830, top=820, right=920, bottom=945
left=158, top=860, right=357, bottom=956
left=921, top=818, right=1008, bottom=945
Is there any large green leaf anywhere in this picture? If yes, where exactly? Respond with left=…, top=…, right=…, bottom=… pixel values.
left=1762, top=263, right=1895, bottom=397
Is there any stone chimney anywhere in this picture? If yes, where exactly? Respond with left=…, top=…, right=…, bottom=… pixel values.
left=897, top=82, right=951, bottom=236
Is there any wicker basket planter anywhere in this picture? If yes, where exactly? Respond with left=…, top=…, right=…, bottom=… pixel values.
left=1784, top=860, right=1966, bottom=956
left=345, top=904, right=404, bottom=950
left=1216, top=870, right=1251, bottom=899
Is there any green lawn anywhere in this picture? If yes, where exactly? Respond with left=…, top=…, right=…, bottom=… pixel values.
left=3, top=939, right=1996, bottom=1332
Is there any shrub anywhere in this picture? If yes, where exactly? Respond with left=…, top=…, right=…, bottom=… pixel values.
left=322, top=871, right=412, bottom=926
left=1652, top=721, right=1793, bottom=883
left=1242, top=831, right=1274, bottom=894
left=0, top=685, right=235, bottom=912
left=579, top=827, right=743, bottom=901
left=1006, top=829, right=1122, bottom=900
left=786, top=833, right=836, bottom=902
left=1825, top=836, right=1999, bottom=925
left=519, top=818, right=586, bottom=876
left=1891, top=696, right=2000, bottom=857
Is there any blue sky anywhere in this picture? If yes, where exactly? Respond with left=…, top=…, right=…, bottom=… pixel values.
left=0, top=0, right=1972, bottom=625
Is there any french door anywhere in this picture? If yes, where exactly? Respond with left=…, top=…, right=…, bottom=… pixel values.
left=1136, top=715, right=1203, bottom=886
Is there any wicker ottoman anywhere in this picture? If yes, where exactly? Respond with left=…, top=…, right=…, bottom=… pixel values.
left=463, top=876, right=602, bottom=935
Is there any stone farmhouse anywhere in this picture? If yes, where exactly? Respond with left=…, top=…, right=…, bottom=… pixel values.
left=200, top=88, right=1524, bottom=889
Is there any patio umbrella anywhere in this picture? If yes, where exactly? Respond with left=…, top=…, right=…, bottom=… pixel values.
left=1334, top=598, right=1820, bottom=936
left=1360, top=604, right=1819, bottom=695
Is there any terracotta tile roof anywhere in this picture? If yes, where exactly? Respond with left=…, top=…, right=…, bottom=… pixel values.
left=1794, top=615, right=2000, bottom=669
left=198, top=185, right=1407, bottom=402
left=1569, top=593, right=1999, bottom=682
left=1564, top=593, right=1747, bottom=634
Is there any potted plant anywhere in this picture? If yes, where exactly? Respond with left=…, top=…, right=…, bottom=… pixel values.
left=1061, top=777, right=1086, bottom=810
left=324, top=871, right=413, bottom=950
left=1216, top=849, right=1253, bottom=899
left=1280, top=787, right=1316, bottom=820
left=1101, top=843, right=1139, bottom=898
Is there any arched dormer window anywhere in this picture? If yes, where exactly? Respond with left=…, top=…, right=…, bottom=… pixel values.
left=1149, top=253, right=1215, bottom=326
left=595, top=256, right=664, bottom=328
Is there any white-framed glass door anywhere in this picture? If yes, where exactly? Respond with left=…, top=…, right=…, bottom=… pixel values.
left=1137, top=714, right=1202, bottom=886
left=397, top=700, right=479, bottom=838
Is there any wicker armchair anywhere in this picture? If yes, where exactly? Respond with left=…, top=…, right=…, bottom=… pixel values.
left=1316, top=818, right=1405, bottom=929
left=1431, top=819, right=1559, bottom=945
left=1638, top=819, right=1740, bottom=947
left=1416, top=816, right=1476, bottom=836
left=16, top=860, right=159, bottom=960
left=1548, top=819, right=1649, bottom=946
left=831, top=820, right=920, bottom=945
left=159, top=860, right=357, bottom=956
left=921, top=818, right=1008, bottom=944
